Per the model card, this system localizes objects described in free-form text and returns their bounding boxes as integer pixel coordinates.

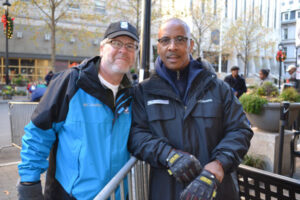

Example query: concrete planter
[15,86,27,92]
[246,102,300,132]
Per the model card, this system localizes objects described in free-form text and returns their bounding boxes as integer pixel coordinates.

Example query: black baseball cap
[231,66,239,71]
[103,21,139,42]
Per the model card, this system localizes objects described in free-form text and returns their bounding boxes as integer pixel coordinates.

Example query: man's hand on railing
[166,149,202,183]
[17,181,44,200]
[180,169,219,200]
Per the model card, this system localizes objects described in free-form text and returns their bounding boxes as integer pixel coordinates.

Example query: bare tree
[223,8,275,77]
[11,0,106,70]
[190,0,220,58]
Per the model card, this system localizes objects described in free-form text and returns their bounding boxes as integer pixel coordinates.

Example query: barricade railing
[96,157,300,200]
[238,164,300,200]
[8,102,38,147]
[94,157,149,200]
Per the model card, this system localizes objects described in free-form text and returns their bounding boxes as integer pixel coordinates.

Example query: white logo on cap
[120,22,128,29]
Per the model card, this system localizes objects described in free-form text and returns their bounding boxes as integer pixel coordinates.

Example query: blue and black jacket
[18,56,133,199]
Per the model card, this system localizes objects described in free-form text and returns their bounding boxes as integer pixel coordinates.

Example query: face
[100,35,137,74]
[259,71,265,80]
[289,68,296,75]
[231,69,239,77]
[157,20,194,71]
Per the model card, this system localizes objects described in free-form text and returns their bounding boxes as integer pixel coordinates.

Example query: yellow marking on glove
[212,190,216,197]
[169,153,180,164]
[199,176,212,185]
[167,169,173,175]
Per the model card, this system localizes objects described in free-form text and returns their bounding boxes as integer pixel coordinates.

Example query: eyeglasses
[157,36,189,46]
[107,39,139,52]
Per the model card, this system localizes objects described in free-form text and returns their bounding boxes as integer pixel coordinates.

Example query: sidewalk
[0,146,45,200]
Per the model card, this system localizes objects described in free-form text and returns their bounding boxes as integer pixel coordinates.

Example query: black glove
[166,149,202,183]
[17,181,44,200]
[180,169,218,200]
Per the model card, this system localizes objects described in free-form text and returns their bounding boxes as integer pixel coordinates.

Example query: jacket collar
[154,56,205,103]
[76,56,132,110]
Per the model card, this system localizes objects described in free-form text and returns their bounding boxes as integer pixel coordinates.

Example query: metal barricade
[94,157,149,200]
[8,102,38,147]
[96,157,300,200]
[237,164,300,200]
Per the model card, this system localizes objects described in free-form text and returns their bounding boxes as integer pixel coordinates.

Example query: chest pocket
[191,101,222,118]
[146,99,175,121]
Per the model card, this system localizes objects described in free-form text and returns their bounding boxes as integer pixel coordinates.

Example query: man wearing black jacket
[224,66,247,98]
[128,18,253,200]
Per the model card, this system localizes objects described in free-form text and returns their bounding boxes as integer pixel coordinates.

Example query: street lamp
[276,43,286,90]
[3,0,11,85]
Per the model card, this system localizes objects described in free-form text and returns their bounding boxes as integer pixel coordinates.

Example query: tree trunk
[244,53,248,77]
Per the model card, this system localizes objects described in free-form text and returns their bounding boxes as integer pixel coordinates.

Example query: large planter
[246,102,300,132]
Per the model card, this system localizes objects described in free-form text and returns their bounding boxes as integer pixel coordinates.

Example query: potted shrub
[242,154,266,170]
[2,85,14,100]
[240,82,300,132]
[12,75,28,94]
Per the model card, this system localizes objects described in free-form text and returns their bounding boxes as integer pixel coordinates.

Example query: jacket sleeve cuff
[158,145,172,167]
[215,153,233,174]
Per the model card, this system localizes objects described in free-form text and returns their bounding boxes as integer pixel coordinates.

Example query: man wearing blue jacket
[18,21,139,200]
[128,18,253,200]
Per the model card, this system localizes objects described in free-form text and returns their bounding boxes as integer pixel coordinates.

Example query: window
[289,0,294,4]
[283,47,288,56]
[298,12,300,18]
[283,28,288,39]
[68,1,80,10]
[214,0,217,15]
[225,0,228,18]
[94,0,105,13]
[285,13,289,20]
[235,0,238,20]
[290,11,296,19]
[44,33,51,41]
[282,2,285,6]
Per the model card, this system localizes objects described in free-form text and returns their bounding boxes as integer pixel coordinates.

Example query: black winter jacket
[224,74,247,98]
[128,59,253,200]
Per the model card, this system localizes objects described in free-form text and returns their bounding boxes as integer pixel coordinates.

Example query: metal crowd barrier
[95,157,300,200]
[8,102,38,147]
[94,157,149,200]
[238,164,300,200]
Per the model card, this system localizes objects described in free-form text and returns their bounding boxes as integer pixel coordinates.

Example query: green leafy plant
[257,81,279,97]
[12,75,29,86]
[279,87,300,102]
[239,94,268,114]
[242,154,265,170]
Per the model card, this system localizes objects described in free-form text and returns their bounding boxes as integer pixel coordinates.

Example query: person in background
[259,69,271,85]
[224,66,247,98]
[285,65,297,88]
[128,18,253,200]
[17,21,139,200]
[44,71,54,86]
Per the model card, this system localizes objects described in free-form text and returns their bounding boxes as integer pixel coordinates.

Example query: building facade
[0,0,106,84]
[281,0,300,71]
[0,0,285,85]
